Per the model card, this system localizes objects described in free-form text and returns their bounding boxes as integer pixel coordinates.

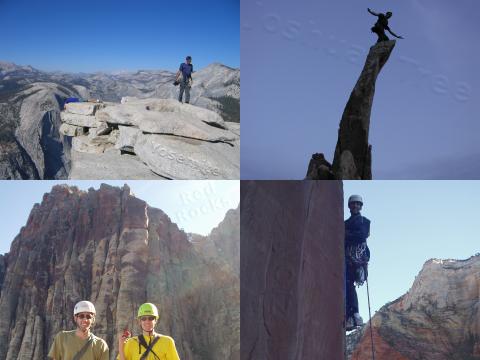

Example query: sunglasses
[76,314,94,320]
[140,316,156,321]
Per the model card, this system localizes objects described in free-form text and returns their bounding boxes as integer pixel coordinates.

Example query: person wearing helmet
[367,8,404,43]
[48,301,109,360]
[175,55,193,104]
[118,303,180,360]
[345,195,371,331]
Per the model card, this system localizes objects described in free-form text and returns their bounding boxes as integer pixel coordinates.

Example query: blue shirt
[179,63,193,80]
[345,214,370,247]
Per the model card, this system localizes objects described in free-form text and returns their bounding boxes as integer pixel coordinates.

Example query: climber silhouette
[368,8,404,43]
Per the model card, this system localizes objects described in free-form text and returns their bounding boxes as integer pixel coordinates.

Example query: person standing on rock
[368,8,404,43]
[345,195,371,331]
[118,303,180,360]
[48,301,109,360]
[175,56,193,104]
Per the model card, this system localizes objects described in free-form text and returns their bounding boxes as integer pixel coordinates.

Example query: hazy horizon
[0,58,239,75]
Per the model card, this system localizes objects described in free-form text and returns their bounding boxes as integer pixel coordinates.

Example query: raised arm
[367,8,379,16]
[386,27,404,39]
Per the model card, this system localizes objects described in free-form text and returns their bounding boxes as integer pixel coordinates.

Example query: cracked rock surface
[241,180,344,359]
[61,98,240,179]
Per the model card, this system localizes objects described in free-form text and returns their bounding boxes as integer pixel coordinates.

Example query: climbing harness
[347,242,370,286]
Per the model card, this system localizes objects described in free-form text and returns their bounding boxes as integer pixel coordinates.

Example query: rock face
[348,255,480,360]
[61,98,240,179]
[1,61,240,179]
[0,184,239,360]
[306,40,395,180]
[305,153,335,180]
[192,207,240,276]
[241,181,345,359]
[0,82,74,179]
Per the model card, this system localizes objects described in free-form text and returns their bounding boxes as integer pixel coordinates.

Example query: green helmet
[138,303,159,319]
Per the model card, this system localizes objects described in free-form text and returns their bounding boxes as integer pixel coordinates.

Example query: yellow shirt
[48,330,109,360]
[118,334,180,360]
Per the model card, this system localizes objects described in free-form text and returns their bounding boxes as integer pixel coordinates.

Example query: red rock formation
[241,180,344,359]
[350,255,480,360]
[0,184,239,360]
[192,206,240,276]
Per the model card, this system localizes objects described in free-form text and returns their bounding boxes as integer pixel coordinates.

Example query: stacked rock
[60,98,240,179]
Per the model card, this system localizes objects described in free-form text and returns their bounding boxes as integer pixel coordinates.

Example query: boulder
[59,123,85,137]
[134,134,239,179]
[72,135,115,154]
[87,122,112,139]
[61,112,103,128]
[69,150,164,179]
[305,153,334,180]
[121,97,226,128]
[115,126,142,151]
[137,111,237,142]
[64,102,104,116]
[95,105,139,126]
[97,103,236,142]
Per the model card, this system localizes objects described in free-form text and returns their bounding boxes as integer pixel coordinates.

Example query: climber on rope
[48,300,109,360]
[368,8,404,43]
[345,195,371,331]
[118,302,180,360]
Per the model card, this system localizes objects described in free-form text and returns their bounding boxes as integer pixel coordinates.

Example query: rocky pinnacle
[306,40,396,180]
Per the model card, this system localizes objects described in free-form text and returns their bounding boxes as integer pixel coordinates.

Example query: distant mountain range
[0,61,239,121]
[0,61,240,179]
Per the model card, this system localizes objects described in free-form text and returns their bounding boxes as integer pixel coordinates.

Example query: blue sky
[0,0,239,72]
[0,180,239,255]
[344,180,480,319]
[241,0,480,179]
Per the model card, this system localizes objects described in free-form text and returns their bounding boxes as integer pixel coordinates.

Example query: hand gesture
[118,329,131,349]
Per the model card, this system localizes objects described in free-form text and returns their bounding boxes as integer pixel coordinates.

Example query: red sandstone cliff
[349,255,480,360]
[241,180,345,359]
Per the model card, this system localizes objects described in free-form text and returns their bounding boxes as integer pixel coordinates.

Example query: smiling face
[348,201,363,215]
[139,316,157,333]
[75,312,94,332]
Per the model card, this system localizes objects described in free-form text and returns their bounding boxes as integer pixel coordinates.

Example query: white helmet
[348,195,363,205]
[74,301,96,315]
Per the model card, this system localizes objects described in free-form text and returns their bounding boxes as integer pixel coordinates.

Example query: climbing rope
[366,278,375,360]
